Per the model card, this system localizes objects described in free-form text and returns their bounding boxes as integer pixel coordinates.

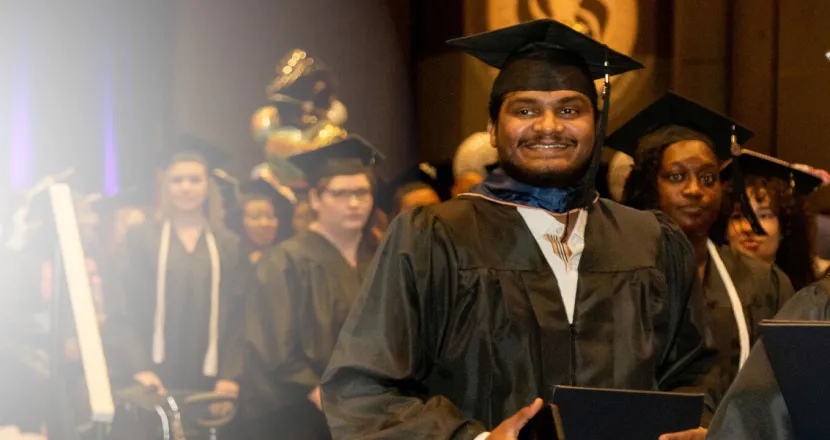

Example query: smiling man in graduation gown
[320,19,709,440]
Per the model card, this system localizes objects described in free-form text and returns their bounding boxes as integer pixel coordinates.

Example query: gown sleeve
[240,246,316,413]
[320,208,487,440]
[707,284,830,440]
[218,243,250,383]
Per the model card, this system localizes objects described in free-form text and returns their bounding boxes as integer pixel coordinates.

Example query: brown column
[671,0,729,112]
[728,0,778,155]
[776,0,830,209]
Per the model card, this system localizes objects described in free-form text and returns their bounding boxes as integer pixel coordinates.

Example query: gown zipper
[569,323,577,386]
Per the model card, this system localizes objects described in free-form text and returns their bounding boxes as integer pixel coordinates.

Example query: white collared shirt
[516,206,587,324]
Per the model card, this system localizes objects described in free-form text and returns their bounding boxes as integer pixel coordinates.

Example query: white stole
[707,240,750,368]
[152,220,221,377]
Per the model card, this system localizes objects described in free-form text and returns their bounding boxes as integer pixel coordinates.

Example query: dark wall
[0,0,415,195]
[728,0,830,208]
[0,1,174,194]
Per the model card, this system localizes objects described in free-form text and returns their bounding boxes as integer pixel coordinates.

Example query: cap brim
[605,92,753,159]
[447,19,643,79]
[288,135,384,184]
[721,149,823,194]
[160,134,231,170]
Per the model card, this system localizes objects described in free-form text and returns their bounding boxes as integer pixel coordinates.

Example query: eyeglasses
[323,188,373,202]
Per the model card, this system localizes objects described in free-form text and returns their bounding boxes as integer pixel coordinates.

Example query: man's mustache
[518,136,578,148]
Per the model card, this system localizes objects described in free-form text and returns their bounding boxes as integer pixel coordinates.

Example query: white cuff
[473,433,490,440]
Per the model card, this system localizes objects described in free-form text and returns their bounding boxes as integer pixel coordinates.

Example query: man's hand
[214,379,239,398]
[134,371,166,395]
[488,398,544,440]
[659,427,707,440]
[308,386,322,410]
[210,380,239,417]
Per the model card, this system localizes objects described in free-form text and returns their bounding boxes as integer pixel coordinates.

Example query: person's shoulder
[594,198,665,225]
[740,248,782,277]
[390,196,510,231]
[776,278,830,320]
[590,198,675,242]
[720,245,791,284]
[430,195,509,218]
[278,230,324,261]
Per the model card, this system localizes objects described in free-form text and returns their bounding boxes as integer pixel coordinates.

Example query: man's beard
[498,145,592,188]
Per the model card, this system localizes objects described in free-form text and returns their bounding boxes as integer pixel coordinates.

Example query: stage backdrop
[414,0,830,208]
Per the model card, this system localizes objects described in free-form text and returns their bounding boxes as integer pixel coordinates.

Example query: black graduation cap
[161,134,231,171]
[446,19,642,78]
[721,149,823,195]
[288,135,384,187]
[605,92,754,160]
[238,179,294,212]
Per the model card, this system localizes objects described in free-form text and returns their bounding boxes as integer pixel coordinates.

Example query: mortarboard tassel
[582,51,611,209]
[730,127,766,235]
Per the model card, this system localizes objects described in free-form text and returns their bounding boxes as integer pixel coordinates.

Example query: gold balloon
[311,124,348,147]
[251,106,280,142]
[265,130,312,158]
[326,100,348,126]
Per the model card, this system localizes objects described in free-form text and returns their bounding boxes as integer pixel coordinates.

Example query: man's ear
[309,188,321,212]
[487,120,497,149]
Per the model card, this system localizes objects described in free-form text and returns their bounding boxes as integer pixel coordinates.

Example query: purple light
[9,48,31,189]
[103,69,119,196]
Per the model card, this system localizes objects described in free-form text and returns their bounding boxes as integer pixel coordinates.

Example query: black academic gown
[320,197,707,440]
[697,247,794,410]
[707,278,830,440]
[242,230,375,439]
[110,220,244,391]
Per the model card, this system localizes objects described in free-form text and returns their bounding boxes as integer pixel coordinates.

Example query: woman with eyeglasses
[241,136,382,440]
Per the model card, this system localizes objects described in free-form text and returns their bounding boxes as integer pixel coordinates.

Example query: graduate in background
[321,20,709,440]
[110,135,244,402]
[382,163,442,219]
[707,277,830,440]
[227,179,294,265]
[715,150,825,290]
[242,136,382,440]
[614,93,795,416]
[452,131,498,197]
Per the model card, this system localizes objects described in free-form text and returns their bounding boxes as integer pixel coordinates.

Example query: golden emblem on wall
[484,0,640,97]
